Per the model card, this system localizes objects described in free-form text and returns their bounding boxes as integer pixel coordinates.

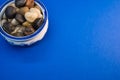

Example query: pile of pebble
[1,0,44,37]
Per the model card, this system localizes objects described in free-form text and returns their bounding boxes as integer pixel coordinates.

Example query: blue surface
[0,0,120,80]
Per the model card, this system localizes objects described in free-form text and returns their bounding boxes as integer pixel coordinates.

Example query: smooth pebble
[5,6,16,19]
[25,12,38,22]
[22,21,31,27]
[30,8,43,18]
[26,0,34,8]
[11,19,19,26]
[33,18,43,30]
[15,13,26,23]
[15,0,26,8]
[18,7,29,15]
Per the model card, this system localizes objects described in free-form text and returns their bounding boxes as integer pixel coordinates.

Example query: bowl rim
[0,0,48,41]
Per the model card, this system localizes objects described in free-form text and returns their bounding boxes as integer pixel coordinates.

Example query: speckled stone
[3,22,15,34]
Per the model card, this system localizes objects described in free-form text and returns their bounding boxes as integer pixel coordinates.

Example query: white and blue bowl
[0,0,48,46]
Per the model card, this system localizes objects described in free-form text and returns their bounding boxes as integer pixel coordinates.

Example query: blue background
[0,0,120,80]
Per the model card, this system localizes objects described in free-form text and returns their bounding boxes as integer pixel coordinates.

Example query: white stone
[30,8,43,18]
[25,12,38,22]
[11,19,19,26]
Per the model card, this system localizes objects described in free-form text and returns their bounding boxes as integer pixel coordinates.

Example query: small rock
[25,12,38,22]
[26,0,34,8]
[33,18,43,30]
[3,22,15,34]
[18,26,25,33]
[11,19,19,26]
[11,26,21,34]
[34,5,43,14]
[30,8,43,18]
[5,6,16,19]
[11,25,25,37]
[15,0,26,8]
[15,13,26,23]
[18,7,29,15]
[34,5,40,10]
[23,26,35,36]
[22,21,31,27]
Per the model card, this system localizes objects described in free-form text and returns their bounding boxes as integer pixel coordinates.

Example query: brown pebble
[26,0,34,8]
[22,21,31,27]
[23,26,35,36]
[18,7,29,15]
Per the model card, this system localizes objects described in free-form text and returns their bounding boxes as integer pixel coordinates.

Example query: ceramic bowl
[0,0,48,46]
